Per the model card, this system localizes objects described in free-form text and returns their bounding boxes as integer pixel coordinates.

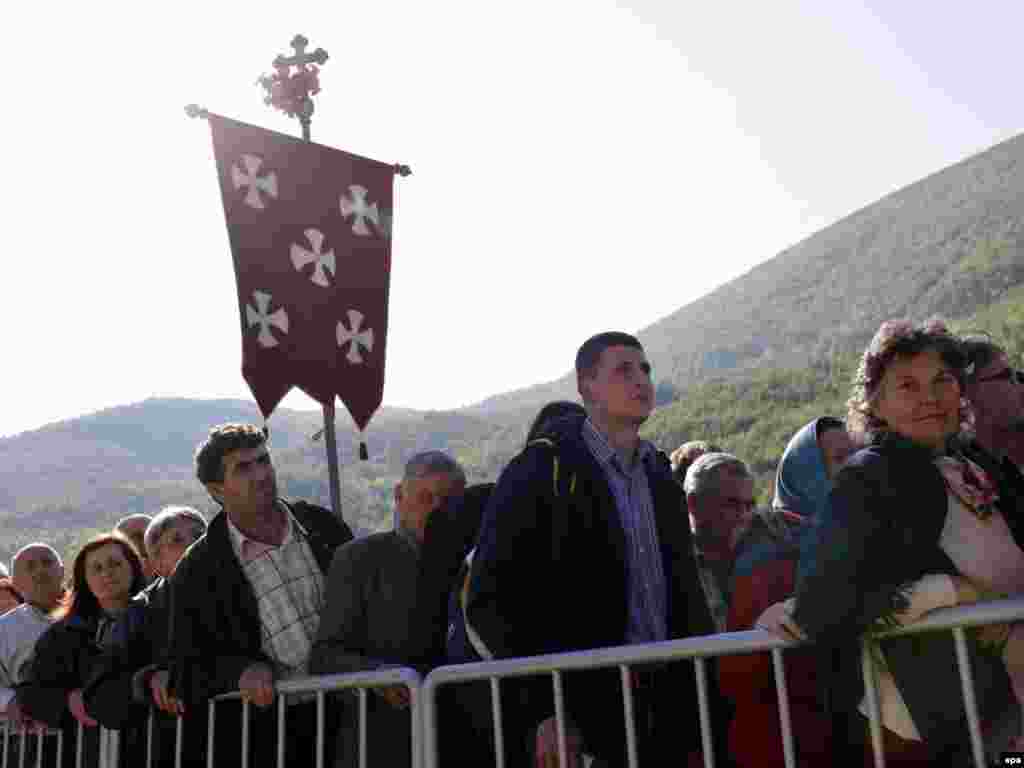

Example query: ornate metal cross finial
[273,35,329,71]
[259,34,329,141]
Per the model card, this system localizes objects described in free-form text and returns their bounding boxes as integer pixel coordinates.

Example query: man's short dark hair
[575,332,643,380]
[960,333,1006,381]
[195,423,267,486]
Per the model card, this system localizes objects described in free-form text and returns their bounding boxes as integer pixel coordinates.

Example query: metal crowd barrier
[2,667,421,768]
[0,720,119,768]
[5,597,1021,768]
[421,596,1024,768]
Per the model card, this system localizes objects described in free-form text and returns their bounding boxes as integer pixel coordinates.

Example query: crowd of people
[1,321,1023,767]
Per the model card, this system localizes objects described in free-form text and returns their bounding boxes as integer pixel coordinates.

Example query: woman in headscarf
[761,318,1024,764]
[720,417,853,768]
[19,532,147,767]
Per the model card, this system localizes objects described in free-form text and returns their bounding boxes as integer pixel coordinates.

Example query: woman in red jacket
[719,417,852,767]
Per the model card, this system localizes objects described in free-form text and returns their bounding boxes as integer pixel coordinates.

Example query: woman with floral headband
[759,318,1024,764]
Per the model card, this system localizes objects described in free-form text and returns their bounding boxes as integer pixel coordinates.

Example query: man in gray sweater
[311,451,466,768]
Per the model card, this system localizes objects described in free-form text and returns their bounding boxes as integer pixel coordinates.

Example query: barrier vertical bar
[861,641,885,768]
[206,702,215,768]
[34,730,43,768]
[1,721,8,768]
[107,727,121,768]
[694,657,715,768]
[490,678,506,768]
[146,710,154,768]
[175,714,185,768]
[56,729,63,768]
[241,700,250,768]
[18,727,26,768]
[358,689,368,768]
[952,627,986,768]
[316,692,325,768]
[619,666,639,768]
[276,695,286,768]
[423,679,440,768]
[552,670,568,768]
[409,683,422,768]
[771,648,797,768]
[75,723,83,768]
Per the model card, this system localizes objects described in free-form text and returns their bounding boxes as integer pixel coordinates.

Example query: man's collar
[8,602,54,622]
[395,525,421,554]
[583,417,653,469]
[227,500,297,553]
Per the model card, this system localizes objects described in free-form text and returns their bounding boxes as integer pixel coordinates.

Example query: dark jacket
[466,416,730,765]
[792,433,1024,754]
[166,498,352,707]
[84,578,169,726]
[19,612,120,768]
[83,578,173,767]
[414,482,494,667]
[20,615,104,729]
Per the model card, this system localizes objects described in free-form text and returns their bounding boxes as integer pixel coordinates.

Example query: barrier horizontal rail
[423,596,1024,768]
[4,598,1021,768]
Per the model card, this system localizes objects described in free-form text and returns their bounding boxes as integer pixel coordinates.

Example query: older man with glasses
[962,335,1024,465]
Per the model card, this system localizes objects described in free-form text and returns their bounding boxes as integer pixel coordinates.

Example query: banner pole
[321,402,343,520]
[264,34,344,522]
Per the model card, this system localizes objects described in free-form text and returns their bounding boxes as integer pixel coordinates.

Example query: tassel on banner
[358,429,369,461]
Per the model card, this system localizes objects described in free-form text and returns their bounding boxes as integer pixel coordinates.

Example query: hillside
[0,399,515,565]
[470,133,1024,417]
[3,133,1023,565]
[642,285,1024,495]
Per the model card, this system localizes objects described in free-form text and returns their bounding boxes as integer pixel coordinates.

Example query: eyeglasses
[976,368,1021,384]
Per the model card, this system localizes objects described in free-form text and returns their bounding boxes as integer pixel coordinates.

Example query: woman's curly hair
[847,317,972,438]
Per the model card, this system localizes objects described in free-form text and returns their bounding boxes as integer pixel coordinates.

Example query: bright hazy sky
[3,1,1022,437]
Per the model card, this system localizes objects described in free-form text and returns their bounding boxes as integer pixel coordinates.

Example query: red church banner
[205,112,394,435]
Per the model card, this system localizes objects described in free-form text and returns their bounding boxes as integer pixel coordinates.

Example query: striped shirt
[582,418,668,644]
[228,503,326,680]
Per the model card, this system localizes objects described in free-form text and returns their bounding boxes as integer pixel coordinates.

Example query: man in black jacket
[165,423,353,767]
[466,332,732,768]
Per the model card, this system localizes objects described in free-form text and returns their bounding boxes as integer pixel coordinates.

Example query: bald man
[1,543,64,725]
[116,514,156,582]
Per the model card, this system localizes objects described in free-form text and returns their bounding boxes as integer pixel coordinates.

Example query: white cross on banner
[204,112,397,435]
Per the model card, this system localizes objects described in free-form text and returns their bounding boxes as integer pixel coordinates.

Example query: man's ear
[577,373,591,405]
[205,482,224,504]
[686,493,699,516]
